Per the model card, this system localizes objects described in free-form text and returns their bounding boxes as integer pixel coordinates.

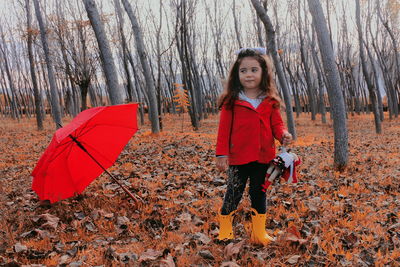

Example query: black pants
[221,161,268,215]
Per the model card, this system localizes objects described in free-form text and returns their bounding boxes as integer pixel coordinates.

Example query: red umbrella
[31,103,140,205]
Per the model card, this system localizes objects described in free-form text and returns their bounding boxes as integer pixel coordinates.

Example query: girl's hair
[218,49,282,110]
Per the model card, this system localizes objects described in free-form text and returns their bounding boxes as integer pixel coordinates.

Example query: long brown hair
[218,49,282,110]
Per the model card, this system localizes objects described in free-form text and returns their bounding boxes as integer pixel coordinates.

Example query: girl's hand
[282,131,293,146]
[216,157,229,171]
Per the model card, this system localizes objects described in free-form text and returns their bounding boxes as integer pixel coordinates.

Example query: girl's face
[238,57,262,91]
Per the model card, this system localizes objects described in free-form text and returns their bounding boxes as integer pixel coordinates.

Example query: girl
[215,48,292,245]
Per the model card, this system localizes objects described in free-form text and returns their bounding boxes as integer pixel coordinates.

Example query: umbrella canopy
[31,103,138,203]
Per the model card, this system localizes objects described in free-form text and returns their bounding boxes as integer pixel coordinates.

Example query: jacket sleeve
[271,105,286,143]
[216,105,233,156]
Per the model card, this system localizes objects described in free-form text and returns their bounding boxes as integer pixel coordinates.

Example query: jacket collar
[234,97,272,112]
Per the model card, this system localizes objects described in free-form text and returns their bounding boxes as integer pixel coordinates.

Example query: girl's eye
[252,68,259,72]
[240,69,246,73]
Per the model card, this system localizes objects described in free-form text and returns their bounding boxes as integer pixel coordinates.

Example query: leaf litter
[0,113,399,266]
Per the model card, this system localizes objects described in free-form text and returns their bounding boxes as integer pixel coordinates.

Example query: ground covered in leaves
[0,112,399,266]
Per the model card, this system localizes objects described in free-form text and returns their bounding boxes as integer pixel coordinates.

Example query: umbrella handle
[103,168,143,208]
[69,134,142,209]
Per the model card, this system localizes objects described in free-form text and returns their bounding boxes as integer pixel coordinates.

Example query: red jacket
[216,98,286,165]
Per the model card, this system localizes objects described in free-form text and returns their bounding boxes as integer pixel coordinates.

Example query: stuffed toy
[261,147,301,192]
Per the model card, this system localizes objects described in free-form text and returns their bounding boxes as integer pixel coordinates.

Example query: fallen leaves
[286,254,301,264]
[32,213,60,231]
[0,113,399,265]
[138,248,162,262]
[224,240,245,260]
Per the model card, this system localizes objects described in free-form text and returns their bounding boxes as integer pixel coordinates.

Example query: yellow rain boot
[250,208,275,245]
[217,210,236,240]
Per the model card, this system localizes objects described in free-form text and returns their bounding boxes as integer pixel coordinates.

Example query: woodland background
[0,0,399,266]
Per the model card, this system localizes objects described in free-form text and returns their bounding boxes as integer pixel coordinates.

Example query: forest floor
[0,112,399,266]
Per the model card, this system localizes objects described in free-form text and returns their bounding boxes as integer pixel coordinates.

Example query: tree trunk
[175,0,200,130]
[25,0,43,130]
[255,13,264,47]
[83,0,123,105]
[232,0,243,48]
[298,0,317,120]
[250,0,297,140]
[129,58,145,125]
[155,0,163,129]
[355,0,381,133]
[0,39,19,120]
[365,39,384,121]
[376,0,399,118]
[121,0,160,133]
[33,0,62,128]
[308,0,348,169]
[113,0,135,103]
[310,32,327,124]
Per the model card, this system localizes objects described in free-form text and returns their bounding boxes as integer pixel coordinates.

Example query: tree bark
[33,0,62,128]
[0,37,19,120]
[250,0,297,140]
[307,0,348,168]
[121,0,160,133]
[298,0,317,120]
[311,28,327,124]
[175,0,200,130]
[232,0,243,48]
[83,0,123,105]
[113,0,135,103]
[355,0,381,133]
[25,0,43,129]
[376,0,399,118]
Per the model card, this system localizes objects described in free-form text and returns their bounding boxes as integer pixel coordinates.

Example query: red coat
[216,98,286,165]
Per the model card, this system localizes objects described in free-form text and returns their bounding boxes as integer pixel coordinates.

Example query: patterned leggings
[221,161,268,215]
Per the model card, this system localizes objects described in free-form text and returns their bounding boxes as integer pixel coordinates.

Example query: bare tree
[83,0,123,105]
[174,0,203,130]
[204,0,229,78]
[121,0,160,133]
[310,27,327,124]
[298,0,317,120]
[355,0,381,133]
[113,0,136,103]
[2,0,399,135]
[52,1,97,112]
[250,0,297,140]
[308,0,348,168]
[0,27,19,120]
[33,0,62,128]
[376,0,399,118]
[364,2,383,120]
[25,0,43,129]
[232,0,242,48]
